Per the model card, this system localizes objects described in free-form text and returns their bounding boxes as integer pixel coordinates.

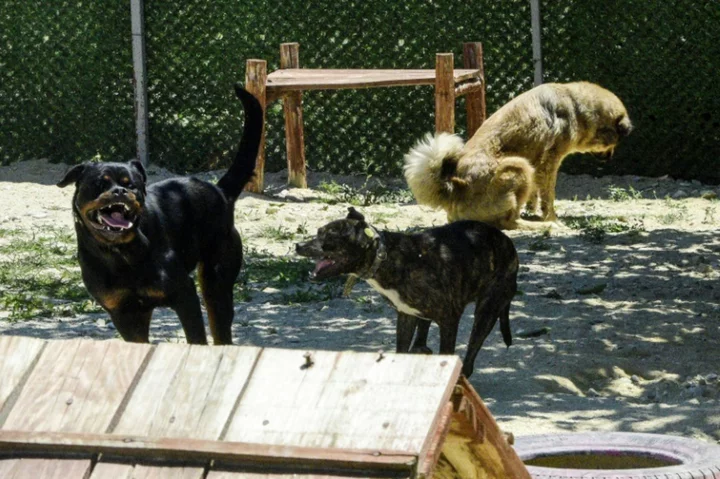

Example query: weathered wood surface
[462,42,486,137]
[0,339,151,479]
[280,43,308,189]
[91,344,262,479]
[433,378,531,479]
[434,54,455,133]
[266,69,480,92]
[0,339,495,478]
[0,336,45,415]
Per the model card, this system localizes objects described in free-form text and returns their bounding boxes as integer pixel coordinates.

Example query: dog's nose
[111,186,128,197]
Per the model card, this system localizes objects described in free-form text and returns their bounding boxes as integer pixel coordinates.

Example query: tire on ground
[513,432,720,479]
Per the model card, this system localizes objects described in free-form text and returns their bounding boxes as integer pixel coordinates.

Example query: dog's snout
[616,117,633,137]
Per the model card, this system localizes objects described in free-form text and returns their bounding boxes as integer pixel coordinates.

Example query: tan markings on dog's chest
[365,279,428,319]
[96,287,166,310]
[96,289,129,310]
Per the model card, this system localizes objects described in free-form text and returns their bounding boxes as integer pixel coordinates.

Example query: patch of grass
[317,179,413,206]
[258,225,296,241]
[565,215,645,243]
[279,283,341,304]
[658,197,688,225]
[607,184,643,201]
[528,230,553,251]
[244,253,314,287]
[0,228,102,321]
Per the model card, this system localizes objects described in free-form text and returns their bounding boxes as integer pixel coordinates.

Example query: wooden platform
[0,336,529,478]
[244,42,486,192]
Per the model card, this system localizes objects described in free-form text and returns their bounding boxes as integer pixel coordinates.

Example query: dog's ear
[346,207,365,222]
[57,164,86,188]
[128,160,147,184]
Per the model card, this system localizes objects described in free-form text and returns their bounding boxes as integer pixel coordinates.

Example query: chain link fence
[1,0,135,165]
[541,0,720,181]
[2,1,719,182]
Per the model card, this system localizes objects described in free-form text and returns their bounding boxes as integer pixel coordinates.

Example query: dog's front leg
[409,320,433,354]
[171,278,208,345]
[110,306,152,343]
[396,313,417,353]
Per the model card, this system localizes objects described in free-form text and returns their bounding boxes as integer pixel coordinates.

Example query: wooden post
[435,53,455,134]
[130,0,149,166]
[463,42,486,137]
[280,43,307,189]
[244,59,267,193]
[531,0,544,86]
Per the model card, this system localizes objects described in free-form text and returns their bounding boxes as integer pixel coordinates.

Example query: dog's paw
[409,346,433,355]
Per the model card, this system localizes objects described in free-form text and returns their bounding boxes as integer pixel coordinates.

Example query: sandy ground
[1,158,719,445]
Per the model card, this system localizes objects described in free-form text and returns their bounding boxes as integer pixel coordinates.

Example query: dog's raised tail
[403,133,466,209]
[217,84,264,201]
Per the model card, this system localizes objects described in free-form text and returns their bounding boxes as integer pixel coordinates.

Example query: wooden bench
[244,42,487,193]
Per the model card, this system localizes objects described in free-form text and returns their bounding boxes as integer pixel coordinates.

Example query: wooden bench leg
[244,59,267,193]
[435,53,455,134]
[463,42,486,137]
[280,43,307,189]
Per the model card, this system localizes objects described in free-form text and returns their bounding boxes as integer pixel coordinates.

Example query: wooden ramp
[0,336,529,478]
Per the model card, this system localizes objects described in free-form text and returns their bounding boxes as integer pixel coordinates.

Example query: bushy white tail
[403,133,466,208]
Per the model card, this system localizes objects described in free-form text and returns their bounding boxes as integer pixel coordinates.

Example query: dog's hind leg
[462,281,515,377]
[396,313,417,353]
[199,232,243,345]
[438,316,461,356]
[172,277,208,345]
[499,303,512,347]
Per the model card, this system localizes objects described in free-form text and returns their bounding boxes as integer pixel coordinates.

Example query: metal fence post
[131,0,149,166]
[530,0,543,86]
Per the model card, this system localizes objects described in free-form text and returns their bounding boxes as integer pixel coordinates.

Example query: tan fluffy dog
[404,82,632,229]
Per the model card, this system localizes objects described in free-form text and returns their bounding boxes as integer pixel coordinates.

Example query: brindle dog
[57,85,262,344]
[296,208,518,378]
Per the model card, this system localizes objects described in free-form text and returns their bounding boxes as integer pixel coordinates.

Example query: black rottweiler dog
[296,208,518,377]
[57,85,262,344]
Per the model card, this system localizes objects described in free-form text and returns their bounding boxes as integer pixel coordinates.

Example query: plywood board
[92,343,262,479]
[0,336,45,416]
[209,349,460,478]
[2,339,151,478]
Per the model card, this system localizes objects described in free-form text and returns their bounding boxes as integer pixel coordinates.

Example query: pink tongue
[313,259,334,275]
[101,212,131,228]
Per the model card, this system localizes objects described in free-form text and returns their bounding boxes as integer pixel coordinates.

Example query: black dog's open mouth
[88,203,137,233]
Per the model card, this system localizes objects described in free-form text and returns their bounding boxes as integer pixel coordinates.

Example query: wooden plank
[0,430,418,471]
[244,59,268,193]
[92,344,262,479]
[0,457,91,479]
[435,54,455,134]
[266,69,480,92]
[0,338,42,479]
[2,339,152,479]
[0,336,45,421]
[218,350,461,454]
[462,42,486,137]
[280,43,307,189]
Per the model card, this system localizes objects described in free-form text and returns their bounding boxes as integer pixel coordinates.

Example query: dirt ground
[1,158,719,445]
